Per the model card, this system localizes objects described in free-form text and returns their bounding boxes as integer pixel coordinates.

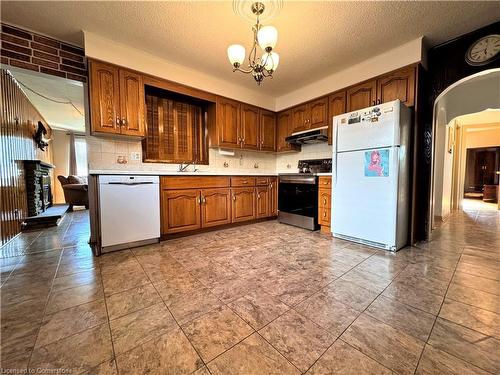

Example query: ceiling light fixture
[228,1,281,85]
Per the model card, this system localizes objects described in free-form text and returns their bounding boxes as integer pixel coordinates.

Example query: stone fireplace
[23,160,54,217]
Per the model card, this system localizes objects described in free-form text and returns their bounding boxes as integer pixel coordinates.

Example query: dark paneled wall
[416,21,500,240]
[0,69,53,246]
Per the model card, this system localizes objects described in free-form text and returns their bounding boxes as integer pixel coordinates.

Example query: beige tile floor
[1,206,499,374]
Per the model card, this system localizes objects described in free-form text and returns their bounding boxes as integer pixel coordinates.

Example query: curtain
[68,133,88,176]
[74,136,88,176]
[69,132,77,175]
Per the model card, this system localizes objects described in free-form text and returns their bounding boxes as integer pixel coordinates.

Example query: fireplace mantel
[23,160,54,217]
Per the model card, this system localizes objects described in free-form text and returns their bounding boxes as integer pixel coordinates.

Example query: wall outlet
[130,152,141,161]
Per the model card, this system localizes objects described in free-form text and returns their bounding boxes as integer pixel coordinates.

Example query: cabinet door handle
[378,99,381,104]
[121,118,127,126]
[233,195,236,201]
[372,100,376,106]
[257,193,261,199]
[242,181,248,184]
[116,117,121,126]
[323,211,327,218]
[202,196,206,203]
[323,198,327,205]
[197,197,201,204]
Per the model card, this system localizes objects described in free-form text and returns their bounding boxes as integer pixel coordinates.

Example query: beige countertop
[88,170,278,176]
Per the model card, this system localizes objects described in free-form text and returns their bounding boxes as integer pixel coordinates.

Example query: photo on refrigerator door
[364,149,390,177]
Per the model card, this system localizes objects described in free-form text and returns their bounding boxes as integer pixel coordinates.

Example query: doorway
[430,68,500,235]
[464,147,499,202]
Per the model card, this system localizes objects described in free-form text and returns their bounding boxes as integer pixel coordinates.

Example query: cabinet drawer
[319,190,331,209]
[161,176,230,190]
[256,177,270,186]
[318,206,331,226]
[231,177,256,187]
[319,176,332,189]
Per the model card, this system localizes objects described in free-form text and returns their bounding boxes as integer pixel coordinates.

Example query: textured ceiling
[1,1,499,96]
[9,68,85,132]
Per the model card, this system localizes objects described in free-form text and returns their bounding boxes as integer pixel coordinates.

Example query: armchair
[57,175,89,210]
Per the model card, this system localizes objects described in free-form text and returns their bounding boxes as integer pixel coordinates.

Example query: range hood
[285,126,329,145]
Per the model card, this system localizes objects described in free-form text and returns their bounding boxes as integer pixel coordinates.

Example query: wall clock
[465,34,500,66]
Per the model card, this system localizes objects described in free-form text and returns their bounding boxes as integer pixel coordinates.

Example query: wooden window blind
[143,93,207,164]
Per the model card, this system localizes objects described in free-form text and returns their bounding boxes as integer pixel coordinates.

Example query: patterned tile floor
[1,206,499,374]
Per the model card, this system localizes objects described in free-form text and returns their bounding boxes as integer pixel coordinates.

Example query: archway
[429,68,500,235]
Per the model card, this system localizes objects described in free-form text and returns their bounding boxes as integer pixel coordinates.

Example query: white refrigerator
[331,100,411,251]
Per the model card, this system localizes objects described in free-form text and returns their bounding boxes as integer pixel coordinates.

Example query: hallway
[0,206,498,374]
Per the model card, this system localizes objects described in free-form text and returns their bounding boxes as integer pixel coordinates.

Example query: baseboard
[160,216,277,241]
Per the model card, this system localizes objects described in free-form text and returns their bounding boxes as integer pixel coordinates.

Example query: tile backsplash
[276,143,332,173]
[87,136,332,174]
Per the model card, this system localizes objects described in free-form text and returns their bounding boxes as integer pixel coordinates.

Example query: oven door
[278,175,319,230]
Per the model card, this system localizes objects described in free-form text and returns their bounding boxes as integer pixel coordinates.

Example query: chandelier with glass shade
[227,1,280,85]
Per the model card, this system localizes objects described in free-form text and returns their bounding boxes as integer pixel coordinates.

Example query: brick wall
[0,23,87,83]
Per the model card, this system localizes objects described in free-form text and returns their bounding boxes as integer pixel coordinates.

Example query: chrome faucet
[178,162,198,172]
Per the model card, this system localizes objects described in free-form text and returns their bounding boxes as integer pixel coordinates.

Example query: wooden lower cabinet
[270,177,278,216]
[161,176,276,236]
[201,188,231,228]
[162,189,201,234]
[319,189,331,209]
[231,187,256,223]
[318,176,332,232]
[256,186,270,218]
[319,206,331,227]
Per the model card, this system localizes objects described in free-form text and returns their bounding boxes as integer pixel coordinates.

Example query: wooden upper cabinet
[90,61,121,134]
[276,110,290,152]
[161,189,201,234]
[376,66,416,107]
[309,97,328,130]
[292,104,308,132]
[347,80,377,112]
[201,188,231,228]
[276,110,299,153]
[231,187,255,223]
[119,69,145,136]
[256,186,270,218]
[217,97,241,148]
[328,91,346,145]
[241,104,260,150]
[89,60,145,137]
[259,109,276,151]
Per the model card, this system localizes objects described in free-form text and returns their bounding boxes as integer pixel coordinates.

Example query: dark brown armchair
[57,175,89,210]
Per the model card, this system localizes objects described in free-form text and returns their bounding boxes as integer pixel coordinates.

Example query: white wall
[433,114,454,219]
[275,38,423,110]
[84,32,275,111]
[52,129,70,203]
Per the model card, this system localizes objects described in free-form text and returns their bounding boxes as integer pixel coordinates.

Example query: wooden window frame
[142,88,209,165]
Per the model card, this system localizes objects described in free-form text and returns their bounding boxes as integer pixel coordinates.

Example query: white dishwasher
[99,175,160,252]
